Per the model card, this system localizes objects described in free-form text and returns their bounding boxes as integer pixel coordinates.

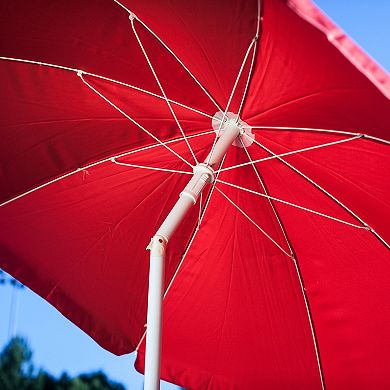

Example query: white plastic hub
[212,111,254,147]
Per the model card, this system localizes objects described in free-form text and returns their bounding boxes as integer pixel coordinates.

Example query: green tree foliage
[0,337,33,389]
[0,337,125,390]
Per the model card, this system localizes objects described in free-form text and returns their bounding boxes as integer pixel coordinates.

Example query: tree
[0,337,33,389]
[0,337,125,390]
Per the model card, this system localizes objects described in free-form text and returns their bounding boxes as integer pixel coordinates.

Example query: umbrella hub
[212,111,254,147]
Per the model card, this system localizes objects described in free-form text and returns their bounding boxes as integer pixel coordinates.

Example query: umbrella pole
[144,236,166,390]
[144,121,241,390]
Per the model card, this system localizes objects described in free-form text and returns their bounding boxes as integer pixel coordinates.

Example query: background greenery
[0,337,125,390]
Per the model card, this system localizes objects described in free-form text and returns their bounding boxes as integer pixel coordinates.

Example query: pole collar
[146,235,168,251]
[193,163,215,183]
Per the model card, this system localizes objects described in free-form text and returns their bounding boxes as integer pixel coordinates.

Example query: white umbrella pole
[144,121,240,390]
[144,235,166,390]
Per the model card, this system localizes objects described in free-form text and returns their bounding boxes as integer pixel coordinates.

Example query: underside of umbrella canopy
[1,1,390,389]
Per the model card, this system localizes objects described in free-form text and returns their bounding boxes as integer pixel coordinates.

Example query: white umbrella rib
[112,0,222,112]
[216,179,365,229]
[236,0,261,118]
[0,131,214,208]
[0,56,214,121]
[247,125,360,136]
[239,137,326,390]
[240,137,294,254]
[216,135,361,173]
[130,18,199,166]
[244,133,390,250]
[78,73,193,168]
[245,125,390,146]
[111,160,192,175]
[214,187,291,257]
[206,38,257,166]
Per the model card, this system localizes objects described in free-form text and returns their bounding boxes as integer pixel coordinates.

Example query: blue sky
[316,0,390,71]
[1,2,389,389]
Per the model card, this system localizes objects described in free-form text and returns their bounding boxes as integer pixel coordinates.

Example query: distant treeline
[0,337,125,390]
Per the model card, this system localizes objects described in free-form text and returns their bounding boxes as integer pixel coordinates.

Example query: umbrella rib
[135,154,228,352]
[111,160,192,175]
[290,261,327,390]
[131,18,199,166]
[245,125,390,145]
[236,0,261,118]
[364,134,390,146]
[78,73,193,168]
[0,56,214,121]
[245,134,390,250]
[112,0,222,112]
[239,137,294,254]
[239,138,326,390]
[216,179,365,229]
[215,187,292,257]
[236,37,258,118]
[247,125,361,136]
[216,135,361,173]
[0,130,214,208]
[206,38,257,166]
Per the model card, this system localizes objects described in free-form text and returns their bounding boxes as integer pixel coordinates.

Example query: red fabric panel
[243,0,390,140]
[136,146,322,388]
[255,132,390,243]
[125,0,259,109]
[0,0,256,111]
[0,62,210,203]
[0,136,211,354]
[0,0,158,92]
[233,133,390,388]
[275,210,390,390]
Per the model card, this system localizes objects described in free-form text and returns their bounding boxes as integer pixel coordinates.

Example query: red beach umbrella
[1,1,389,389]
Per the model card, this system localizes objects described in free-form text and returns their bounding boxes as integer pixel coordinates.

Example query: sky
[1,2,389,390]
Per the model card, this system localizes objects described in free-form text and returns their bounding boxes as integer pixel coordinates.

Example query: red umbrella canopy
[1,0,390,389]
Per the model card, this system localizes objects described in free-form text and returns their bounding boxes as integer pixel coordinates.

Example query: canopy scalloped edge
[288,0,390,100]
